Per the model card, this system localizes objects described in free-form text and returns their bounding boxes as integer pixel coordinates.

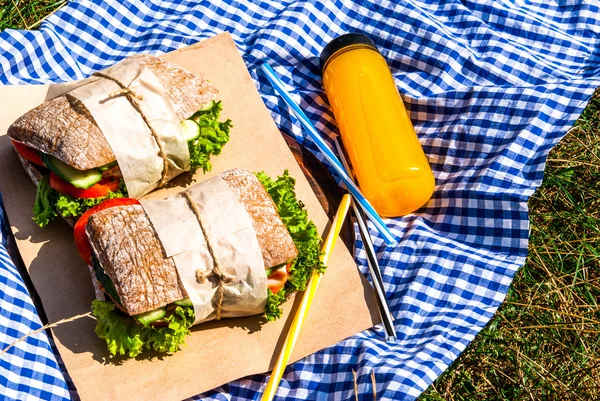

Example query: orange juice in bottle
[320,33,435,217]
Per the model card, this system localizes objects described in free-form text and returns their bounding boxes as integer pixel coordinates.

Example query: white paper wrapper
[141,175,267,325]
[68,59,190,198]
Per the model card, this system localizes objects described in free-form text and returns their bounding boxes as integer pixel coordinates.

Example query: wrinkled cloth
[1,1,599,400]
[0,195,71,401]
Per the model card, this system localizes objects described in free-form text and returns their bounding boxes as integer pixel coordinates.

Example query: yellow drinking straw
[261,193,352,401]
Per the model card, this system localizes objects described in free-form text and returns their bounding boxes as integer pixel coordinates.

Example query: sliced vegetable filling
[11,140,44,166]
[25,101,231,227]
[43,154,103,189]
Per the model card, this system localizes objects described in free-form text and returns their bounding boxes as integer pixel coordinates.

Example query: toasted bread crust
[9,96,113,170]
[8,54,217,170]
[86,205,185,316]
[220,168,298,268]
[129,54,218,121]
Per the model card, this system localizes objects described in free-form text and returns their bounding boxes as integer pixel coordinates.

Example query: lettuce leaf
[32,176,127,227]
[33,175,58,227]
[255,170,324,321]
[188,101,232,173]
[55,181,127,219]
[92,300,195,358]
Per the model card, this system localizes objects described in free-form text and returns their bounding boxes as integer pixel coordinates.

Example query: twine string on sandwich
[92,71,169,187]
[183,192,234,320]
[107,88,144,101]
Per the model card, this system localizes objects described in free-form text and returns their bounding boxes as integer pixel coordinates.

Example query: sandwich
[73,168,323,357]
[8,54,231,228]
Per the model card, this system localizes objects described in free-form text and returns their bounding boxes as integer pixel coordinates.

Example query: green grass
[421,90,600,401]
[0,0,65,31]
[3,5,600,400]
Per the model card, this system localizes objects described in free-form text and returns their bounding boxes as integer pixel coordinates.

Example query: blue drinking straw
[260,63,397,246]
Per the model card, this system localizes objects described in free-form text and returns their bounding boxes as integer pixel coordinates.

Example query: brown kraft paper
[0,32,381,401]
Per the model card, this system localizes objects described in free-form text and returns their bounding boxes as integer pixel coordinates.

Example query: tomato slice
[49,172,119,198]
[74,198,140,265]
[267,265,289,295]
[11,140,44,167]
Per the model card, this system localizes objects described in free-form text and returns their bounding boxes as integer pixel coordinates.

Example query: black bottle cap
[320,33,378,74]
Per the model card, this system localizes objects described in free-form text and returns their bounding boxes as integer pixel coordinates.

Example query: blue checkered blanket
[1,1,599,400]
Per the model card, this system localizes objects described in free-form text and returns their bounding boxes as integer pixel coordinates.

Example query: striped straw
[259,63,397,246]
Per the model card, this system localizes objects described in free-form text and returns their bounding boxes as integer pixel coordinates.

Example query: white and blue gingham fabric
[0,195,71,401]
[1,1,599,400]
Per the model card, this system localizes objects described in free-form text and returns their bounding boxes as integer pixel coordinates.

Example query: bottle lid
[319,33,378,73]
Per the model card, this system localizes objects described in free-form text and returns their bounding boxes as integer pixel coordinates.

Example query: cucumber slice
[98,160,117,171]
[134,307,167,326]
[181,119,200,141]
[190,100,218,123]
[43,154,102,189]
[173,297,193,307]
[265,262,287,278]
[200,100,216,111]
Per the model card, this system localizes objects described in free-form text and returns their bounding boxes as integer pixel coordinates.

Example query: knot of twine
[183,192,234,320]
[107,87,144,101]
[93,71,169,187]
